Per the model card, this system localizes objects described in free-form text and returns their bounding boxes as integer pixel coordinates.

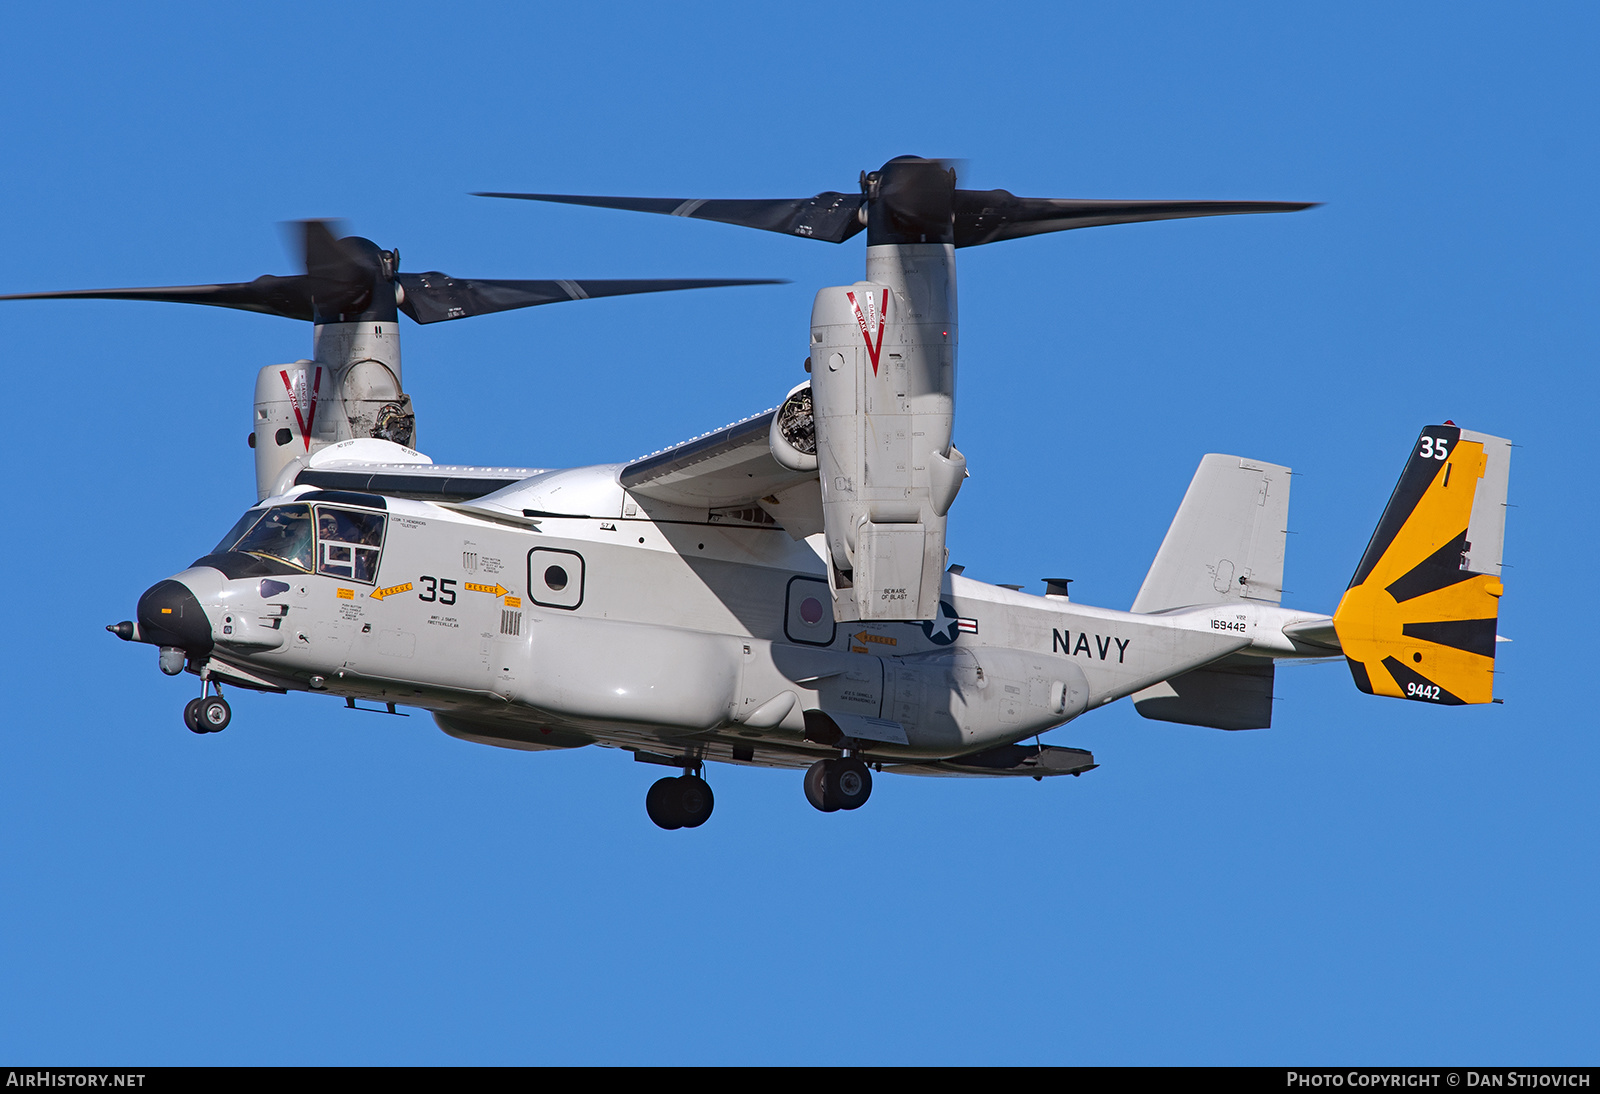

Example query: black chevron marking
[1346,658,1374,695]
[1349,425,1460,589]
[1402,617,1499,659]
[1385,530,1478,603]
[1381,656,1465,705]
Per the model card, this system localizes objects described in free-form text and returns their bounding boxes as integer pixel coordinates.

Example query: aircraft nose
[135,579,214,654]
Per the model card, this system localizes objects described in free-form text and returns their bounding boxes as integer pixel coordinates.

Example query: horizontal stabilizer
[1133,657,1275,730]
[1333,425,1511,705]
[1133,454,1291,612]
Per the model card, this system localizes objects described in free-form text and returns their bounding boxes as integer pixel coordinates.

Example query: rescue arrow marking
[369,582,413,601]
[464,582,510,598]
[853,631,897,646]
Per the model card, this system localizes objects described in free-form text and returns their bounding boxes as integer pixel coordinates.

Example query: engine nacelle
[251,322,417,499]
[768,381,819,472]
[809,244,967,622]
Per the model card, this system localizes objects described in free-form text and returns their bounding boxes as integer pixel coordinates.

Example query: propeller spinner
[476,154,1317,248]
[0,219,785,324]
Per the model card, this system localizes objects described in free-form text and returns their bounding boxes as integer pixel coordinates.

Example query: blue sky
[1,0,1595,1064]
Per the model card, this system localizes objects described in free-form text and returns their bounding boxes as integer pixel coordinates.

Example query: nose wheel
[184,675,231,734]
[804,756,872,812]
[645,771,715,830]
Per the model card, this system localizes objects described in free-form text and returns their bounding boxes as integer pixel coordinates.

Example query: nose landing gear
[183,669,231,734]
[645,766,715,830]
[804,756,873,812]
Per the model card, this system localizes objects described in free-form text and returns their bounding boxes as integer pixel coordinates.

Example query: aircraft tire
[199,696,231,733]
[803,759,840,813]
[184,698,205,733]
[831,757,872,811]
[646,777,684,830]
[674,775,714,829]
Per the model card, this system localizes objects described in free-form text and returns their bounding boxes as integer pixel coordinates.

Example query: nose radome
[135,579,214,654]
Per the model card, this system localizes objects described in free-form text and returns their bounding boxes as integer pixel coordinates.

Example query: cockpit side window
[316,506,386,584]
[232,505,315,572]
[212,508,267,555]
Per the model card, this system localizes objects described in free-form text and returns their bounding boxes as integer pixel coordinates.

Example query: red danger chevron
[846,290,888,375]
[280,366,322,451]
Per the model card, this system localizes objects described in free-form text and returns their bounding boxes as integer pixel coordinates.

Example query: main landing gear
[183,672,231,734]
[804,755,872,813]
[645,767,715,830]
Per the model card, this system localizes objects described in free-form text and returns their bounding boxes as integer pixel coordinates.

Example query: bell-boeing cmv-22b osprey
[5,157,1513,829]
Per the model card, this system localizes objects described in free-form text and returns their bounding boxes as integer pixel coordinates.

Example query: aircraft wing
[620,410,821,531]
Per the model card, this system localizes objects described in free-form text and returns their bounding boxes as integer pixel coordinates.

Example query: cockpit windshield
[211,508,266,555]
[213,501,388,582]
[231,505,315,571]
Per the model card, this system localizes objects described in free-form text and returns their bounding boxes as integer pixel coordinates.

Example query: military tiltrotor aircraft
[7,158,1512,829]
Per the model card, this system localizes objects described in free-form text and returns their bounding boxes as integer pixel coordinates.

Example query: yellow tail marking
[1334,439,1500,704]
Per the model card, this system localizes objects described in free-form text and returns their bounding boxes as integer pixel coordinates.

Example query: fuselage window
[232,505,315,572]
[316,506,386,584]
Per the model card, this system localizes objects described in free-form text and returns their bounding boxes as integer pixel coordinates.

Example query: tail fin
[1333,424,1511,705]
[1132,454,1292,612]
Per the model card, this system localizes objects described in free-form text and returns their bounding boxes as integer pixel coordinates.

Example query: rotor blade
[474,191,867,244]
[395,274,787,324]
[0,275,315,320]
[952,193,1317,248]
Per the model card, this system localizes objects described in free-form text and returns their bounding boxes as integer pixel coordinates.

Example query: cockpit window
[232,505,315,572]
[212,508,267,555]
[316,506,386,584]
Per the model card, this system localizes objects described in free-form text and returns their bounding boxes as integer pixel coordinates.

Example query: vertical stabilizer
[1333,424,1511,705]
[1132,454,1292,613]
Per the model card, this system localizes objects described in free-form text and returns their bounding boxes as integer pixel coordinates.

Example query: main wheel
[184,698,205,733]
[804,759,839,812]
[646,777,683,830]
[672,775,715,829]
[198,695,231,732]
[830,757,872,810]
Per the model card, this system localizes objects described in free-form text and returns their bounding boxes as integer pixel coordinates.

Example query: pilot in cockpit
[316,508,382,582]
